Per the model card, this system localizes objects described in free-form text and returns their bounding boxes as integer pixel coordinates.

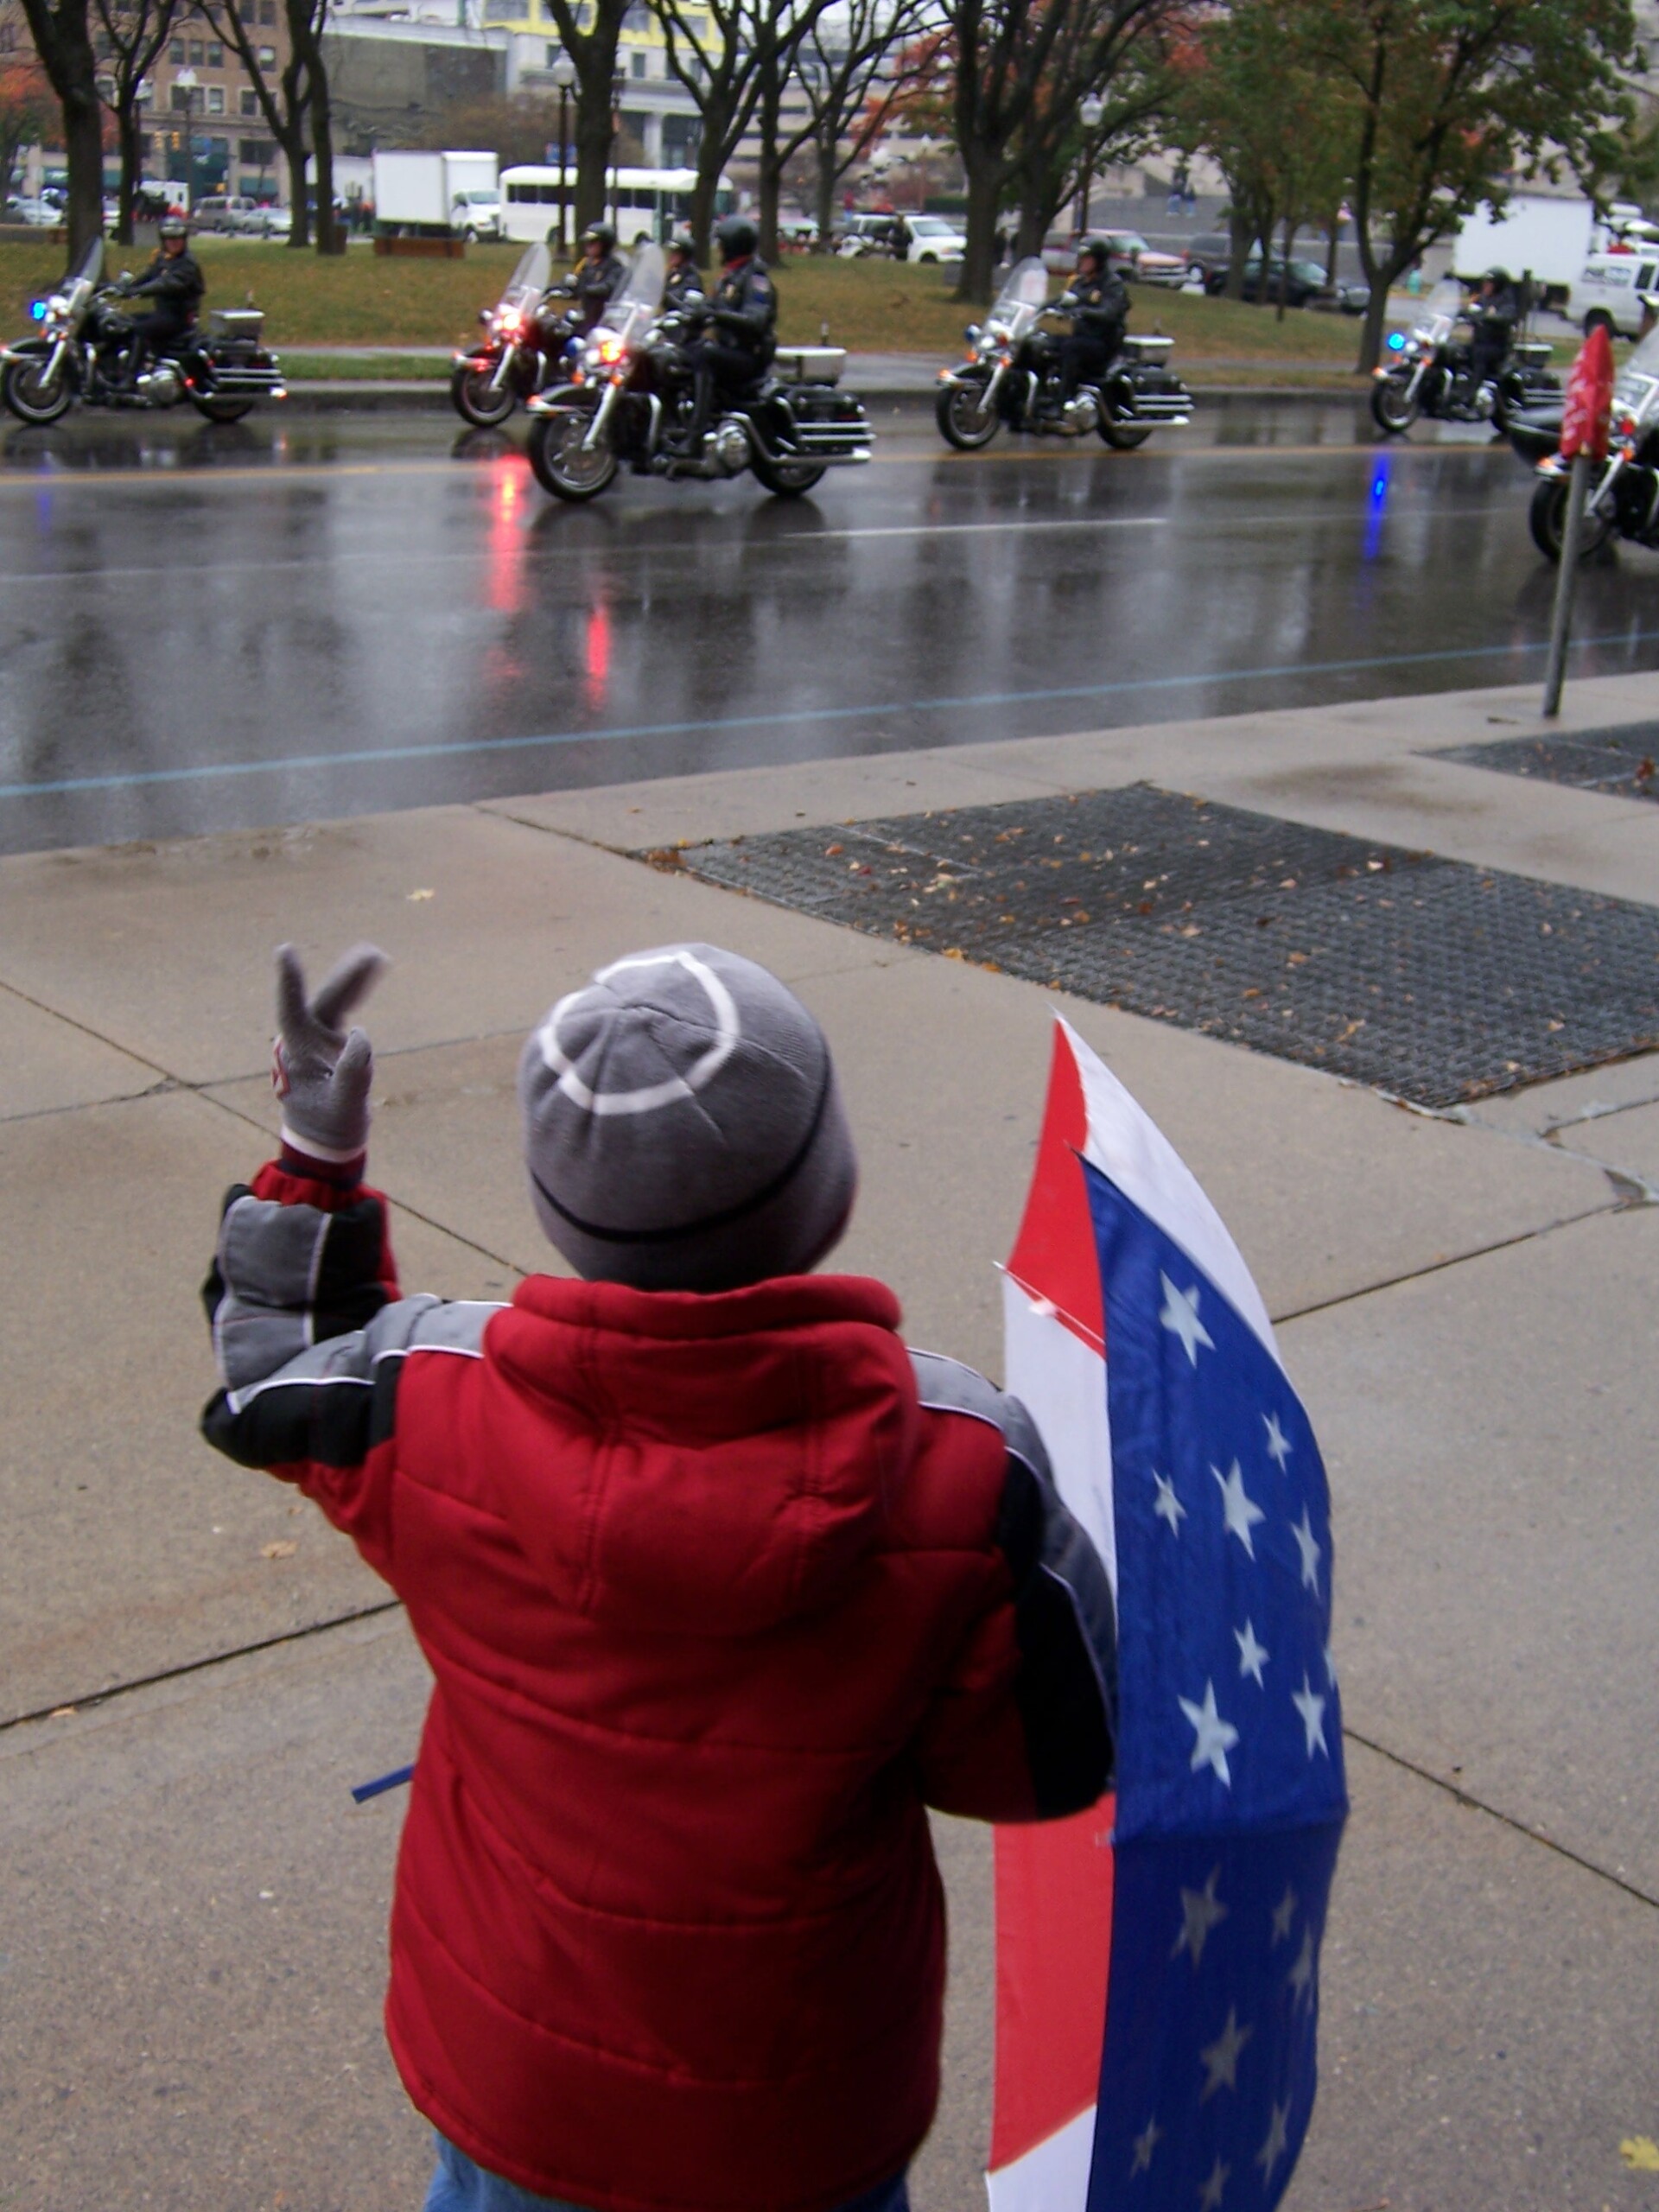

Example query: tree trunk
[114,100,142,244]
[1277,215,1294,321]
[1223,203,1250,301]
[60,77,102,260]
[1352,225,1407,372]
[685,86,734,263]
[573,37,620,233]
[308,56,342,252]
[953,153,1001,305]
[1324,207,1339,286]
[754,46,781,262]
[814,118,836,245]
[282,113,310,247]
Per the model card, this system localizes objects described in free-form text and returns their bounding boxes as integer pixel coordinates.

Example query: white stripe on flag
[986,2105,1097,2212]
[1060,1019,1279,1363]
[1001,1275,1116,1598]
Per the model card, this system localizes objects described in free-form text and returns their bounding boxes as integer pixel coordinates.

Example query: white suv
[904,214,967,264]
[1573,248,1659,338]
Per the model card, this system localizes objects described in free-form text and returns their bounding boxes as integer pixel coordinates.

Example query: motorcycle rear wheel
[527,409,617,501]
[192,395,254,423]
[451,360,517,428]
[1098,415,1153,450]
[936,382,1000,450]
[3,355,73,424]
[1528,474,1615,564]
[1370,376,1419,435]
[749,450,827,497]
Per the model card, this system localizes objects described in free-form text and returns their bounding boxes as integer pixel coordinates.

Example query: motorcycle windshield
[991,257,1051,326]
[69,236,105,289]
[602,243,666,328]
[499,241,550,311]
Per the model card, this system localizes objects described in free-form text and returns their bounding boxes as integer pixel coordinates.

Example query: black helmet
[1485,265,1511,286]
[581,222,615,253]
[158,215,188,240]
[1077,236,1109,270]
[668,224,696,260]
[715,214,758,263]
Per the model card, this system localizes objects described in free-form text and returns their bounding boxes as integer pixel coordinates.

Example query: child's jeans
[423,2134,911,2212]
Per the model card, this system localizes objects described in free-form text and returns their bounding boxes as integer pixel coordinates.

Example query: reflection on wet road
[3,401,1655,855]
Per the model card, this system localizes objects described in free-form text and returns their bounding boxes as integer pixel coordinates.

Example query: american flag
[988,1021,1347,2212]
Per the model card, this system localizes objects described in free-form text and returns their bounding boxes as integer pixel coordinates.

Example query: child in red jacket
[203,941,1116,2212]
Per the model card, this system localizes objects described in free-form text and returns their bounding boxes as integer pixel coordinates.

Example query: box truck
[372,150,502,239]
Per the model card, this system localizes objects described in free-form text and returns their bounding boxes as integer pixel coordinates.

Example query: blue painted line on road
[3,628,1657,805]
[350,1763,415,1803]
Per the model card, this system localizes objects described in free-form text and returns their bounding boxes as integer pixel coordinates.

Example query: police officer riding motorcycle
[1052,239,1128,411]
[662,226,706,309]
[572,223,628,330]
[680,215,776,448]
[1370,266,1556,435]
[1,223,284,424]
[122,215,204,383]
[934,245,1193,452]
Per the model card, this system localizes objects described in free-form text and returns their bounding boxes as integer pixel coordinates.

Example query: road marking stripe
[2,627,1653,806]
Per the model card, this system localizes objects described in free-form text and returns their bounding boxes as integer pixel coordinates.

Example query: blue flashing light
[29,300,47,321]
[1386,329,1407,352]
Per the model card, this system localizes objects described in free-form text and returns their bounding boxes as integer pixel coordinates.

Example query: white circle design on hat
[536,947,741,1117]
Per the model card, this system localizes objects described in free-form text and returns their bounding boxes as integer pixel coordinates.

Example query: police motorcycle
[0,237,284,427]
[524,245,873,502]
[451,243,584,428]
[1527,319,1659,561]
[934,256,1193,453]
[1370,278,1558,435]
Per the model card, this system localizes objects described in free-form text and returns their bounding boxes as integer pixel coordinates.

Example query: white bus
[499,164,736,247]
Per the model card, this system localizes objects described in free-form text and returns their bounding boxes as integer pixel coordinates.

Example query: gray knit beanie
[517,944,857,1292]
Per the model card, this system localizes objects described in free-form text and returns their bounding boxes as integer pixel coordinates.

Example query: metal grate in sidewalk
[640,783,1659,1108]
[1433,723,1659,804]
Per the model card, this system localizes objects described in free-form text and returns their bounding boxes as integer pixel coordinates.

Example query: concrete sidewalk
[3,674,1657,2209]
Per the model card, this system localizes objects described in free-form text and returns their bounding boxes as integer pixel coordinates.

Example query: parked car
[1093,228,1186,285]
[837,213,900,257]
[192,195,254,232]
[229,200,291,238]
[6,196,61,228]
[1183,231,1233,286]
[905,213,967,263]
[1204,251,1367,313]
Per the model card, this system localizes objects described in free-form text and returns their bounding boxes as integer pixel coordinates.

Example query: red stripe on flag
[989,1796,1116,2170]
[1005,1025,1104,1354]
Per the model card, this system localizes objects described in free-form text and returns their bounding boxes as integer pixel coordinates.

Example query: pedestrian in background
[200,940,1117,2212]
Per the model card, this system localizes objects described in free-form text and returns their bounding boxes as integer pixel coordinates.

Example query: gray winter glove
[270,941,388,1167]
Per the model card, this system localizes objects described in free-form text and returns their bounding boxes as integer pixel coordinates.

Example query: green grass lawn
[0,238,1573,375]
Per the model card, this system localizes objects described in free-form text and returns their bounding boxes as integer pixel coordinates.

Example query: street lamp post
[175,67,202,211]
[552,53,575,257]
[1077,92,1104,239]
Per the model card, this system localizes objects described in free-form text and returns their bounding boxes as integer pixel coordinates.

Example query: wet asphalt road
[3,397,1656,855]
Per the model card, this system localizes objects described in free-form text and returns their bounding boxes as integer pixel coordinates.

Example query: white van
[1573,249,1659,337]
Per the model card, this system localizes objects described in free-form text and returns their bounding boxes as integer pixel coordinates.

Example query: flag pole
[1541,451,1589,718]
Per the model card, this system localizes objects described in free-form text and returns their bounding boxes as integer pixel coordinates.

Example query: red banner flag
[1560,323,1615,461]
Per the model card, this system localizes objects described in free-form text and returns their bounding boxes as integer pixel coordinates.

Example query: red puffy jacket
[203,1163,1115,2212]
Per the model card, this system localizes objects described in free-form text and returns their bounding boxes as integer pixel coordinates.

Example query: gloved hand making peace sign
[270,941,388,1170]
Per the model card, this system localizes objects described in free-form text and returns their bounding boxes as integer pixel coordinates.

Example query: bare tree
[16,0,102,257]
[655,0,835,258]
[539,0,629,235]
[201,0,311,245]
[936,0,1176,302]
[93,0,181,241]
[764,0,931,252]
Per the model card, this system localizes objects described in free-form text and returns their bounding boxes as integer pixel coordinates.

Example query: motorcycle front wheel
[451,359,516,428]
[192,394,254,423]
[936,381,1000,450]
[3,355,73,424]
[1528,474,1615,564]
[1370,375,1419,435]
[527,409,618,501]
